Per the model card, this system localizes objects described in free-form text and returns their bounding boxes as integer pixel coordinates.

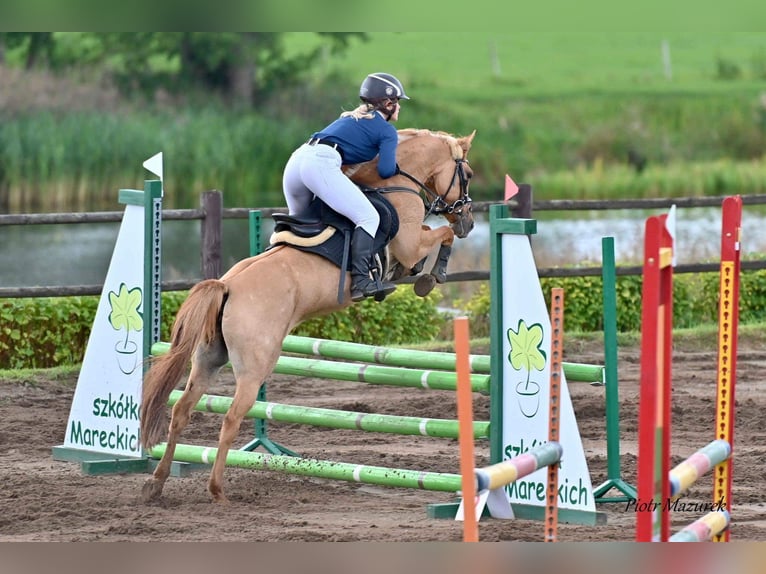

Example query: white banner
[62,204,144,457]
[500,233,596,513]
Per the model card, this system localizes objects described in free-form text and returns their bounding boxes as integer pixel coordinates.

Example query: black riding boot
[350,227,396,302]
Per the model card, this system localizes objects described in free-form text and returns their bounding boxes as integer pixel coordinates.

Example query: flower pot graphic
[115,339,139,375]
[507,319,547,419]
[108,283,144,380]
[516,380,541,418]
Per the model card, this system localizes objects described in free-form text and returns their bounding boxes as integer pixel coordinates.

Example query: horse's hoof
[211,494,231,505]
[414,274,437,297]
[141,478,164,502]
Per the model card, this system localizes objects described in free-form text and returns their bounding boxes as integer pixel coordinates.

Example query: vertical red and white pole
[636,213,674,542]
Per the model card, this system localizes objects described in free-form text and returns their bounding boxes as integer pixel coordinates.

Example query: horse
[139,128,477,504]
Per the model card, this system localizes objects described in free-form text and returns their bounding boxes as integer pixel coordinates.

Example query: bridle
[380,157,473,218]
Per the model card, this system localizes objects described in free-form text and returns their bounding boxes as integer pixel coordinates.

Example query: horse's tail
[140,279,228,449]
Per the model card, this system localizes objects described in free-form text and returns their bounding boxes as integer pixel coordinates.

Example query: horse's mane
[344,128,462,180]
[397,128,463,160]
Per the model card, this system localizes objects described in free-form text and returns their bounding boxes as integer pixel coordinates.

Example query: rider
[281,72,409,302]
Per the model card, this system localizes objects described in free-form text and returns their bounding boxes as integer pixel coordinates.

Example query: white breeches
[282,143,379,237]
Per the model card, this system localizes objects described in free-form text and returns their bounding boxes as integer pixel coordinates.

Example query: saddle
[269,189,400,303]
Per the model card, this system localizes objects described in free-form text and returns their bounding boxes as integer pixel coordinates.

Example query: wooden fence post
[511,183,533,218]
[201,190,223,279]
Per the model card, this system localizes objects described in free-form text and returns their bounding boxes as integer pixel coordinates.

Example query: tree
[1,33,55,69]
[0,32,366,106]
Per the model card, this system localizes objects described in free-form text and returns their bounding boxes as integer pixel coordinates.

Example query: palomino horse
[140,128,476,504]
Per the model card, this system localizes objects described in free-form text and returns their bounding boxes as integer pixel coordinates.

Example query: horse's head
[345,128,477,239]
[395,129,476,239]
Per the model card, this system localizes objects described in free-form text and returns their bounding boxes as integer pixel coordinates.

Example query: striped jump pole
[153,443,465,492]
[283,333,491,373]
[281,335,604,384]
[167,389,490,440]
[474,442,562,492]
[669,511,731,543]
[149,441,561,495]
[455,441,564,527]
[152,342,491,393]
[669,440,731,499]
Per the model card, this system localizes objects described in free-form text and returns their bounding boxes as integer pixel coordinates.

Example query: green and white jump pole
[167,389,491,439]
[149,440,562,495]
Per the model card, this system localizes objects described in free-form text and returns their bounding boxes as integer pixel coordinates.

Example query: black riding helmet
[359,73,410,104]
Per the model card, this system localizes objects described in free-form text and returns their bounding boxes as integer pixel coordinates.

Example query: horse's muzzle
[450,213,475,239]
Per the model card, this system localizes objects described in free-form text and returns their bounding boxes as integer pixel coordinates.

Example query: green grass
[289,32,766,96]
[0,364,80,385]
[2,32,766,211]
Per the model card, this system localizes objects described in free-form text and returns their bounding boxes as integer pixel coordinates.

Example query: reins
[399,158,472,217]
[366,158,472,219]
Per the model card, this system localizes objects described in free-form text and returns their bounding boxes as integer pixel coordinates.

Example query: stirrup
[350,276,396,303]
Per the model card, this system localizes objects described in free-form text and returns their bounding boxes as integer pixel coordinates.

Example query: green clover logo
[508,319,546,388]
[508,320,546,417]
[108,283,144,349]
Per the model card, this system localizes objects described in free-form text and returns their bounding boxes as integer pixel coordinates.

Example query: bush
[293,287,446,345]
[0,286,447,370]
[4,267,765,370]
[461,269,766,337]
[0,296,98,369]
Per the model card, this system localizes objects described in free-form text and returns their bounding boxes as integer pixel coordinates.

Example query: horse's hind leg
[206,376,263,504]
[206,341,284,503]
[142,339,227,503]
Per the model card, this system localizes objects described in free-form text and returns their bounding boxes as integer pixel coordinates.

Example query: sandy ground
[1,335,765,543]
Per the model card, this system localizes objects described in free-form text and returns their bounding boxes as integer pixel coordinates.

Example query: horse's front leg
[393,224,456,297]
[413,239,453,296]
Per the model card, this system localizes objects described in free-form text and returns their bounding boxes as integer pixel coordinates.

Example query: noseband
[397,158,473,218]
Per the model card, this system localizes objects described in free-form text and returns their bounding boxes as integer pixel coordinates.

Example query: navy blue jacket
[312,112,398,178]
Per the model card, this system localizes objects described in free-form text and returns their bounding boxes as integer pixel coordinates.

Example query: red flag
[504,174,519,201]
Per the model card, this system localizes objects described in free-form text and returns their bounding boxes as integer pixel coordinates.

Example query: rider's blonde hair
[340,103,377,120]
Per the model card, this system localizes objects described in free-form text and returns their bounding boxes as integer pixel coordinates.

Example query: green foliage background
[2,33,766,369]
[0,287,445,370]
[1,33,766,211]
[3,270,765,370]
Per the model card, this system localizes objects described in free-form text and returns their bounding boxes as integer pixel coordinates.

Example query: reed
[2,33,766,213]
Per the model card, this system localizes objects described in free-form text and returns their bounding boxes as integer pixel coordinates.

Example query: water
[2,207,764,289]
[0,218,255,288]
[445,207,766,274]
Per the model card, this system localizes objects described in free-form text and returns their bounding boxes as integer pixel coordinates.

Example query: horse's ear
[459,130,476,153]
